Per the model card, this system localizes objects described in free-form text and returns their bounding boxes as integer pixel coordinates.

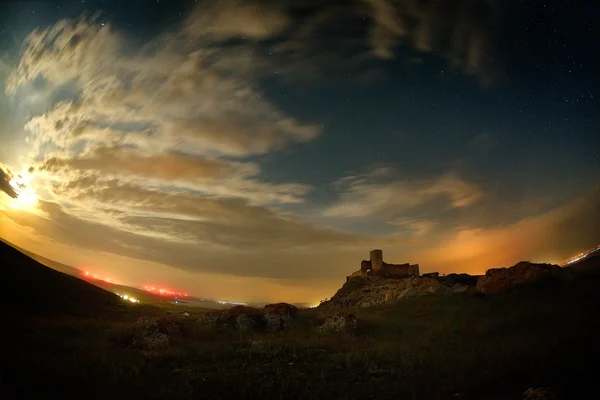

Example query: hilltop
[320,260,574,310]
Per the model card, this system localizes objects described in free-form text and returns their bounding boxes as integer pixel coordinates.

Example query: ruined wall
[381,262,420,277]
[359,249,419,278]
[361,260,371,273]
[409,264,420,276]
[370,249,383,274]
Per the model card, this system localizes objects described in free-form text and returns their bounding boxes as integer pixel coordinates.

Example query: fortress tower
[370,249,383,274]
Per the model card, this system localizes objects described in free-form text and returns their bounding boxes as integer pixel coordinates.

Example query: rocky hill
[321,261,573,309]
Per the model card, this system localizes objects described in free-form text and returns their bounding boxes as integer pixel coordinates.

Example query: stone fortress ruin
[348,249,420,280]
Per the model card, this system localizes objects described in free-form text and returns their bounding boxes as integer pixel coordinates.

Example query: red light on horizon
[82,270,116,285]
[142,284,188,297]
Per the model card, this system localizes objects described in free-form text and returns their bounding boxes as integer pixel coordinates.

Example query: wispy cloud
[324,166,484,218]
[391,218,438,236]
[362,0,502,84]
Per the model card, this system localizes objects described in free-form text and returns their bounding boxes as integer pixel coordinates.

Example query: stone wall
[382,262,419,277]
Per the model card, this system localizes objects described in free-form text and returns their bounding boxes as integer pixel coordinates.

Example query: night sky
[0,0,598,303]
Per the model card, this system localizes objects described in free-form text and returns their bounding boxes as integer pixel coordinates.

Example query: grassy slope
[2,242,600,399]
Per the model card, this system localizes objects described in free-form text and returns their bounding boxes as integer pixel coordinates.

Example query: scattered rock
[197,303,299,332]
[477,261,561,294]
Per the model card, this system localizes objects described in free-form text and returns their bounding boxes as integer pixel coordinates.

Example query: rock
[451,283,470,293]
[197,306,263,330]
[263,302,298,331]
[320,274,474,309]
[265,313,295,331]
[522,387,557,400]
[263,302,298,317]
[440,273,480,287]
[128,317,172,349]
[318,312,358,333]
[236,313,257,332]
[477,261,562,294]
[397,287,418,299]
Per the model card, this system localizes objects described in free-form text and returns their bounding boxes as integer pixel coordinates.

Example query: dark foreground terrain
[2,241,599,400]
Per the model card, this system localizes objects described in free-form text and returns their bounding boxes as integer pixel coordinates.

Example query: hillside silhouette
[0,240,124,317]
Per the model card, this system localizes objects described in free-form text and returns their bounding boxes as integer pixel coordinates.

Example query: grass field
[2,241,599,399]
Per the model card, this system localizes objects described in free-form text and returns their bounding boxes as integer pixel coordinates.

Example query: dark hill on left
[0,240,123,317]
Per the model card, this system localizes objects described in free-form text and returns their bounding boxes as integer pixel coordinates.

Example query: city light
[216,300,247,306]
[118,294,139,303]
[561,243,600,266]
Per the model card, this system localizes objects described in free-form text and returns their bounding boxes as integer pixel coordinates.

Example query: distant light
[123,295,129,300]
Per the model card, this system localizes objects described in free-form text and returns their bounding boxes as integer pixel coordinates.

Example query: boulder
[263,303,298,331]
[236,313,257,332]
[265,313,295,331]
[263,302,298,317]
[197,305,262,330]
[440,273,480,287]
[317,312,358,333]
[451,283,470,293]
[477,261,561,294]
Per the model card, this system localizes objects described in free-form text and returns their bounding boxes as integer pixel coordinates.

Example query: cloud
[0,166,18,199]
[244,0,503,85]
[0,195,374,281]
[362,0,502,84]
[38,147,260,181]
[183,0,290,41]
[8,16,322,161]
[324,167,484,219]
[391,218,438,236]
[35,148,311,206]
